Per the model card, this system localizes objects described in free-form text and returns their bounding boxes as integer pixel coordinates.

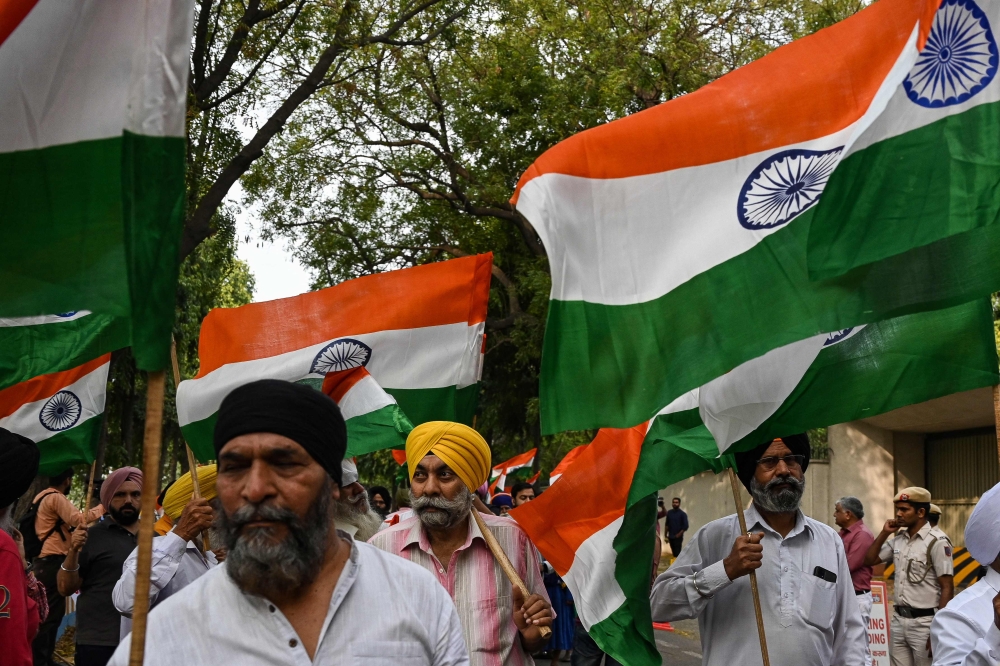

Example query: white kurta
[931,567,1000,666]
[108,533,469,666]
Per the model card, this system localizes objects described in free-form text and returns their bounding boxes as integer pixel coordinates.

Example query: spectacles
[756,455,805,471]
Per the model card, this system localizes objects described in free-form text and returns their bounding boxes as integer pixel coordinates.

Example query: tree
[243,0,864,473]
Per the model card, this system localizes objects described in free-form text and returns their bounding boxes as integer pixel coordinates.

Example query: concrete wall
[827,422,899,534]
[893,431,926,494]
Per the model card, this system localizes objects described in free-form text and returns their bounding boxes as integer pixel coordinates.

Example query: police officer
[927,504,942,529]
[864,487,954,666]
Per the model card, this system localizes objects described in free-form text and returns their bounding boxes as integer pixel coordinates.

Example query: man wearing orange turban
[370,421,553,665]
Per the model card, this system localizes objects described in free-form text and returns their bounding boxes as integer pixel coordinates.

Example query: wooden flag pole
[471,509,552,639]
[169,338,211,553]
[84,460,97,514]
[728,467,771,666]
[128,370,165,666]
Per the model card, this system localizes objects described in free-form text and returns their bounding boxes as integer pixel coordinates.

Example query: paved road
[656,620,702,666]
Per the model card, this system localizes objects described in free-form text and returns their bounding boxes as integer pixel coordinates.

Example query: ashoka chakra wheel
[39,391,82,431]
[310,338,372,374]
[904,0,998,108]
[823,328,855,346]
[737,147,843,230]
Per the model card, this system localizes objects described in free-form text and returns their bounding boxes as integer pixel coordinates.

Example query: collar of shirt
[986,566,1000,593]
[402,513,485,561]
[896,521,933,543]
[840,519,867,536]
[745,504,813,541]
[238,530,361,649]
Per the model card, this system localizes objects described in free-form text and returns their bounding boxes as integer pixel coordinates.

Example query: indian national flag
[512,299,999,666]
[489,448,537,495]
[322,366,414,456]
[810,0,1000,282]
[0,354,111,476]
[548,445,587,484]
[0,0,193,370]
[510,0,1000,435]
[177,254,493,461]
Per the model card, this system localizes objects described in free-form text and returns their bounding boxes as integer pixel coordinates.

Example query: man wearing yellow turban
[112,466,220,632]
[370,421,553,665]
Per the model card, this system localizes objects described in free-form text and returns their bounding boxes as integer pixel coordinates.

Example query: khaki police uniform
[880,516,953,666]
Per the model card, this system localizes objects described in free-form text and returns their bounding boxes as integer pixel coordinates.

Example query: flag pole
[470,509,552,639]
[993,385,1000,466]
[727,467,771,666]
[84,460,97,514]
[169,338,210,552]
[128,370,165,666]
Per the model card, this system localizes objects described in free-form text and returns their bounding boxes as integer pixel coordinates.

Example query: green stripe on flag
[541,212,1000,434]
[387,384,478,426]
[37,417,103,477]
[0,133,185,370]
[0,314,128,390]
[809,100,1000,279]
[181,415,218,463]
[345,403,414,457]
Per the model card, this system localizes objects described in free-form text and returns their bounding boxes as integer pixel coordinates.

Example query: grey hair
[838,496,864,519]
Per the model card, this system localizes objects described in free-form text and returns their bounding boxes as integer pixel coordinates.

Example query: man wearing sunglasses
[650,434,866,666]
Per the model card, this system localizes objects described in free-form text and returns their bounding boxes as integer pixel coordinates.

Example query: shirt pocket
[350,640,428,664]
[463,596,510,656]
[798,573,837,628]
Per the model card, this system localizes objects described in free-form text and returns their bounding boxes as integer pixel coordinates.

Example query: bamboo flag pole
[727,467,771,666]
[168,338,211,552]
[471,509,552,639]
[84,460,97,514]
[128,370,165,666]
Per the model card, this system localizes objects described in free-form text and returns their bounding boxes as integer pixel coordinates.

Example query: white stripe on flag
[562,515,628,630]
[0,311,91,327]
[339,374,397,421]
[0,0,192,151]
[0,361,109,443]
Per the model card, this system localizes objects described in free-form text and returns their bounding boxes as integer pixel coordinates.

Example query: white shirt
[107,533,470,666]
[113,530,218,616]
[931,566,1000,666]
[650,504,867,666]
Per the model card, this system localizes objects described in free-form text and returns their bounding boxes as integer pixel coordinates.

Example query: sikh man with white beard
[333,458,384,542]
[651,434,867,666]
[109,379,469,666]
[370,421,553,666]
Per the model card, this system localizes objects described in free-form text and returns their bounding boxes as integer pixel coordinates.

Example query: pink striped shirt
[369,513,550,666]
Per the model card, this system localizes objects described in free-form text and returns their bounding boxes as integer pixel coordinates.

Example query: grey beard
[0,508,14,537]
[217,477,335,599]
[411,487,473,529]
[751,474,805,513]
[330,490,384,542]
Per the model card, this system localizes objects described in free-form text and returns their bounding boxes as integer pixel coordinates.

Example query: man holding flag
[650,435,866,665]
[370,421,553,665]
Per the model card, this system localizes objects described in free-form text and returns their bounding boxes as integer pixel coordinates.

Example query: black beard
[110,505,139,526]
[217,478,334,599]
[751,474,805,514]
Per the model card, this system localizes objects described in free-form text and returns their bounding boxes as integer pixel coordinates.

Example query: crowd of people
[2,380,1000,666]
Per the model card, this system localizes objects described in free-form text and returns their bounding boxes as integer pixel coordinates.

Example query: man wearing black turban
[109,379,468,666]
[0,427,43,665]
[651,434,867,666]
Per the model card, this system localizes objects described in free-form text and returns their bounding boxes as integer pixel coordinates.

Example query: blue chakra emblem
[823,328,855,346]
[737,147,843,230]
[39,391,82,431]
[310,338,372,374]
[904,0,998,108]
[55,312,78,318]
